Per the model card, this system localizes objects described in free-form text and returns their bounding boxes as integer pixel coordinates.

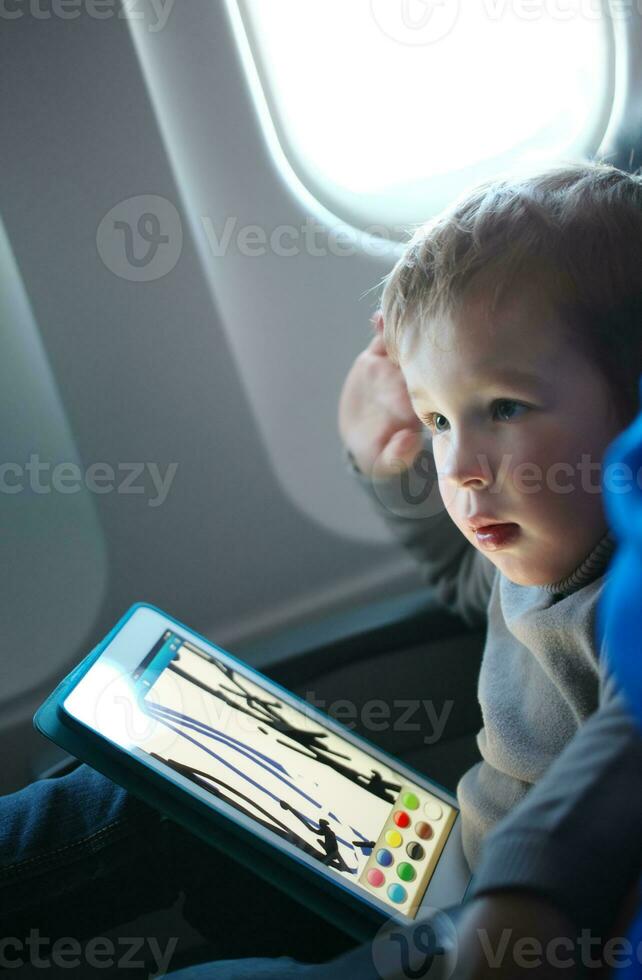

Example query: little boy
[338,161,642,939]
[160,161,642,976]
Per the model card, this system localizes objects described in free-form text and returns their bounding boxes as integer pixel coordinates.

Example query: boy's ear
[370,310,384,334]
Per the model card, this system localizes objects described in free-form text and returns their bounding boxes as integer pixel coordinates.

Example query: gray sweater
[348,445,642,933]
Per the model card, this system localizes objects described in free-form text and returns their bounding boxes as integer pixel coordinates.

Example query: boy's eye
[422,400,527,434]
[423,412,448,434]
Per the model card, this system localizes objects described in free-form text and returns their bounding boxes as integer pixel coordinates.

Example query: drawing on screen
[136,638,401,881]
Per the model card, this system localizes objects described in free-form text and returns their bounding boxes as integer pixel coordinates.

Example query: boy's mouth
[472,522,520,551]
[467,515,513,532]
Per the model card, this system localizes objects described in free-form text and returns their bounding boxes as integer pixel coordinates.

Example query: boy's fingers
[379,428,423,472]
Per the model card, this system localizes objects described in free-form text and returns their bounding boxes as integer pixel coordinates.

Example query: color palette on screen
[358,785,456,917]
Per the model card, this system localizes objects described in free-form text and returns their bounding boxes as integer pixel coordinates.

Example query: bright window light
[238,0,613,233]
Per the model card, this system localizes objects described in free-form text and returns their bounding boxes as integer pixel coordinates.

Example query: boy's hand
[452,894,580,979]
[338,311,425,479]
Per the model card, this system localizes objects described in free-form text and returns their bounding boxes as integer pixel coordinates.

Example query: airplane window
[236,0,613,235]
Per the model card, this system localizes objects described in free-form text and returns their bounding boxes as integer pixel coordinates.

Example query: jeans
[0,763,175,934]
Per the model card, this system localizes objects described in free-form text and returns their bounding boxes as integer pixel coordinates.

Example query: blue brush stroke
[147,700,290,775]
[146,706,322,810]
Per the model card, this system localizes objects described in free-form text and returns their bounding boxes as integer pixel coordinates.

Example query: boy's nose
[440,441,494,490]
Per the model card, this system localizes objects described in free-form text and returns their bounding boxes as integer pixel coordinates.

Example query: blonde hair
[381,162,642,427]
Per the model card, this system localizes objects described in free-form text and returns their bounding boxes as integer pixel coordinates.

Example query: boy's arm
[466,666,642,941]
[345,441,496,629]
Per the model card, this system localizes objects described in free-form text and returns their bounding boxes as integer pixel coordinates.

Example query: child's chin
[489,552,550,588]
[500,559,559,589]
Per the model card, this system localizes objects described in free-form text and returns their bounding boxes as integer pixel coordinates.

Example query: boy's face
[399,280,623,587]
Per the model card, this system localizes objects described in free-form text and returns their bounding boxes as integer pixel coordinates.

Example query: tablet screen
[93,628,457,915]
[64,628,456,918]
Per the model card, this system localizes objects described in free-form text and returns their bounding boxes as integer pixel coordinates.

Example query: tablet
[52,604,472,928]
